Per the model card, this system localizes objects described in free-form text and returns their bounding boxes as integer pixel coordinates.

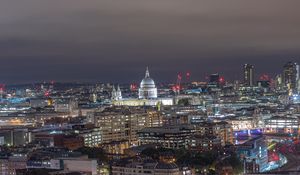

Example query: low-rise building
[236,136,268,173]
[264,116,299,135]
[187,135,222,152]
[138,125,195,149]
[0,154,27,175]
[194,121,233,146]
[72,124,102,147]
[87,107,156,145]
[112,157,191,175]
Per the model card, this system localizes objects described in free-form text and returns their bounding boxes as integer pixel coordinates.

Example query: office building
[283,61,299,92]
[209,73,220,87]
[87,107,151,145]
[236,136,268,173]
[264,116,299,135]
[138,125,195,149]
[194,121,233,146]
[112,156,191,175]
[244,64,254,86]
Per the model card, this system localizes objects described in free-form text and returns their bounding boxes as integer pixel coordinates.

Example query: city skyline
[1,0,300,84]
[1,1,300,174]
[1,62,298,86]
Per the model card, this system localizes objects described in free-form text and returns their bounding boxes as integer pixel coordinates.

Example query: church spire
[145,67,150,78]
[112,85,116,92]
[111,85,116,100]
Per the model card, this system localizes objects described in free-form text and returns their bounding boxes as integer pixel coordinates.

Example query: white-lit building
[54,98,78,113]
[139,67,157,99]
[87,107,158,145]
[229,117,257,131]
[112,68,173,106]
[264,116,299,134]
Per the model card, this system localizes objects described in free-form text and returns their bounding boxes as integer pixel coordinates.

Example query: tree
[76,147,108,162]
[178,98,190,106]
[141,148,160,160]
[223,153,243,174]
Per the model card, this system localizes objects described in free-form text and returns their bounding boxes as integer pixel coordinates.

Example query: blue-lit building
[236,136,268,173]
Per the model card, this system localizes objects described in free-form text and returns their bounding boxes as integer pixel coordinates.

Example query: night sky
[1,0,300,84]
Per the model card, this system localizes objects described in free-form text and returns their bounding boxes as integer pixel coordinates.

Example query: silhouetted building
[209,73,220,85]
[283,61,299,92]
[244,64,254,86]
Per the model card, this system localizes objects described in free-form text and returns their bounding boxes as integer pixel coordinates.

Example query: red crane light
[44,91,50,97]
[0,84,5,91]
[130,83,137,91]
[219,76,225,83]
[177,73,182,80]
[186,72,191,81]
[260,74,270,81]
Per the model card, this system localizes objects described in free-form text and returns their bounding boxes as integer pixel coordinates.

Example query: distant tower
[116,85,122,100]
[111,85,122,101]
[244,64,254,86]
[111,85,116,100]
[275,74,283,90]
[209,73,220,87]
[283,61,299,92]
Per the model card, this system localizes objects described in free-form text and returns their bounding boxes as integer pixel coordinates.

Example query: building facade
[244,64,254,87]
[87,107,152,145]
[283,62,299,93]
[138,125,195,149]
[194,121,233,146]
[139,67,158,99]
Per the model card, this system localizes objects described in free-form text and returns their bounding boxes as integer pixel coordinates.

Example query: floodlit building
[229,117,257,131]
[87,107,154,145]
[139,67,158,99]
[112,68,173,106]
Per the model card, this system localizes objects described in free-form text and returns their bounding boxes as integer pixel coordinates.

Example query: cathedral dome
[140,77,155,88]
[139,67,157,99]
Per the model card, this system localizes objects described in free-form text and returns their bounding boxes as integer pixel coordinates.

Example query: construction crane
[172,71,192,94]
[186,71,191,82]
[172,72,182,94]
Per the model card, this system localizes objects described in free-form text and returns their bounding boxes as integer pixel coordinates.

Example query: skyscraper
[283,61,299,92]
[209,73,220,84]
[209,73,220,87]
[244,64,254,86]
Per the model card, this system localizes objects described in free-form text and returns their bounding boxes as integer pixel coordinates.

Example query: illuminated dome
[140,77,155,88]
[139,67,157,99]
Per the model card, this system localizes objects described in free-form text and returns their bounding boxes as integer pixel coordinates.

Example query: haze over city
[1,0,300,84]
[2,1,300,175]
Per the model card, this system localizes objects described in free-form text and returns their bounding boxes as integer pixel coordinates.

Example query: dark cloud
[0,0,300,84]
